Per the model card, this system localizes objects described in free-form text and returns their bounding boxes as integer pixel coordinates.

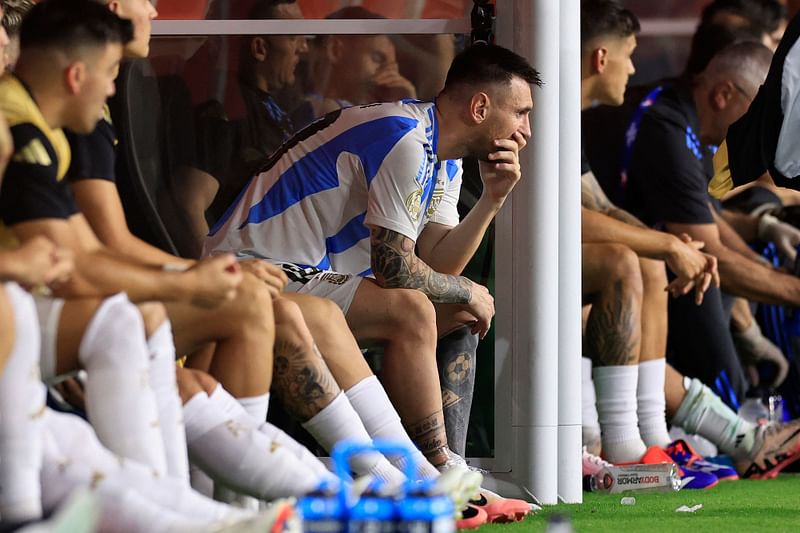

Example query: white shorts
[32,295,65,381]
[274,262,363,314]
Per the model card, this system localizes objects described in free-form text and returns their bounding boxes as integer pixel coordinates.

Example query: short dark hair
[247,0,296,20]
[701,0,787,35]
[684,21,763,76]
[443,43,542,94]
[325,6,384,20]
[580,0,640,48]
[20,0,133,52]
[1,0,35,37]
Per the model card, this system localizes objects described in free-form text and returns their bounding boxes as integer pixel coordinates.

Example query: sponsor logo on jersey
[13,138,51,166]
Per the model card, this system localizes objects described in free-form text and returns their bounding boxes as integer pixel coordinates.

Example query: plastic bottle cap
[620,497,636,505]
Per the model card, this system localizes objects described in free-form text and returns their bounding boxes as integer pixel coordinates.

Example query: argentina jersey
[203,100,463,277]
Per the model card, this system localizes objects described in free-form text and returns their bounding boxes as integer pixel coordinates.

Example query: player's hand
[184,254,242,308]
[758,214,800,265]
[371,63,417,102]
[478,132,526,206]
[6,236,74,289]
[664,233,719,304]
[239,259,288,298]
[464,278,495,339]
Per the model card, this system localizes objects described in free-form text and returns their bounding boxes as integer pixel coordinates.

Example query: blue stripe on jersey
[315,256,331,270]
[326,212,368,255]
[446,160,459,182]
[422,162,440,214]
[238,116,419,229]
[358,267,373,277]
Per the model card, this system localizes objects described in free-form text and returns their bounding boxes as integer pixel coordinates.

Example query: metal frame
[151,18,469,35]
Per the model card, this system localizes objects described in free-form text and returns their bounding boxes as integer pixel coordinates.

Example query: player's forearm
[715,210,764,262]
[70,249,193,303]
[422,195,499,275]
[106,230,194,268]
[720,209,759,243]
[370,228,472,304]
[581,208,676,261]
[716,246,800,306]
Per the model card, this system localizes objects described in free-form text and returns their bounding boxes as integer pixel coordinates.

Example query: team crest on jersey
[405,187,423,221]
[319,272,352,285]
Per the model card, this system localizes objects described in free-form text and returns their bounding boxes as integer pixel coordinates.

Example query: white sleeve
[775,38,800,178]
[363,133,429,240]
[429,159,462,227]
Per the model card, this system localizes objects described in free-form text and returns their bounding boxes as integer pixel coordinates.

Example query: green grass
[479,474,800,533]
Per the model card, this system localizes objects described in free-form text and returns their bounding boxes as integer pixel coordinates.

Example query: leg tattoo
[272,340,340,422]
[585,280,639,367]
[437,326,478,456]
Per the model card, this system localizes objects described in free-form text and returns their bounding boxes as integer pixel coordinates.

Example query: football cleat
[582,446,613,476]
[639,446,719,490]
[665,439,739,481]
[734,419,800,479]
[468,489,531,524]
[456,504,488,530]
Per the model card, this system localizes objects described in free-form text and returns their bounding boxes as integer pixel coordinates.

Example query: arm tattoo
[581,172,614,212]
[272,340,340,422]
[608,207,649,228]
[370,227,472,304]
[582,172,648,228]
[584,280,639,366]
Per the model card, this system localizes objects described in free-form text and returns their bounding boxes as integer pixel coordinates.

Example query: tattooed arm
[370,226,473,304]
[370,226,495,337]
[581,170,647,228]
[581,171,718,300]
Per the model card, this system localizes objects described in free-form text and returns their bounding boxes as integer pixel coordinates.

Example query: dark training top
[0,74,78,248]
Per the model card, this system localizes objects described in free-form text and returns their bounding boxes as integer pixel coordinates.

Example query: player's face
[598,34,636,106]
[264,2,307,89]
[70,43,123,133]
[342,35,397,103]
[474,76,532,160]
[116,0,158,58]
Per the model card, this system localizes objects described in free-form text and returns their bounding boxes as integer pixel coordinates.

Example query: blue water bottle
[297,479,347,533]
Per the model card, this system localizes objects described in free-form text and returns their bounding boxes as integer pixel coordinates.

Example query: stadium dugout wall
[151,0,583,506]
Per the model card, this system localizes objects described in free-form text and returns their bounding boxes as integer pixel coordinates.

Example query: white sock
[0,283,45,522]
[593,365,647,463]
[637,359,671,447]
[40,409,248,527]
[184,388,321,499]
[672,377,756,456]
[190,463,215,498]
[214,390,264,512]
[302,392,406,487]
[238,393,269,423]
[345,376,439,480]
[206,384,333,482]
[147,321,190,484]
[581,357,601,451]
[78,294,167,475]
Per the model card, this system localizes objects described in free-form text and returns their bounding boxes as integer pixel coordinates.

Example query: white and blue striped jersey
[203,100,463,277]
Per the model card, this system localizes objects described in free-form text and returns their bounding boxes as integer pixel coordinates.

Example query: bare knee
[603,244,644,298]
[384,289,437,345]
[137,302,167,337]
[273,297,315,350]
[234,274,274,326]
[639,257,668,294]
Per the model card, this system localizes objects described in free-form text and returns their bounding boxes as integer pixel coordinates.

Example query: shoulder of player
[8,123,60,172]
[64,118,116,154]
